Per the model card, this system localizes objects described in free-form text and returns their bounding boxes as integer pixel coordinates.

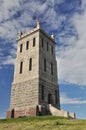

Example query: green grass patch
[0,116,68,123]
[0,116,86,130]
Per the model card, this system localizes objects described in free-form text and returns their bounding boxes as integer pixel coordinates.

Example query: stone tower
[7,21,60,118]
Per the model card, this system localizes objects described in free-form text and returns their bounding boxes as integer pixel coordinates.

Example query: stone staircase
[48,104,76,119]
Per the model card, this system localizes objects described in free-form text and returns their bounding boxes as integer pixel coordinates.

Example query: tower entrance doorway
[11,109,14,118]
[48,93,52,104]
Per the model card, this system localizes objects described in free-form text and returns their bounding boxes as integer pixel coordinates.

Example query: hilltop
[0,116,86,130]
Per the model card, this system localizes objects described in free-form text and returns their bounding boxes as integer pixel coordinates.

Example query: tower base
[7,104,76,119]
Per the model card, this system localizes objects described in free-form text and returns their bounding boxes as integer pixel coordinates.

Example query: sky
[0,0,86,119]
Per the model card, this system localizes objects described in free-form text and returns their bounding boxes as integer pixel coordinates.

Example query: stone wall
[7,107,37,118]
[39,79,60,109]
[13,30,39,84]
[39,31,60,109]
[10,79,39,110]
[49,104,76,119]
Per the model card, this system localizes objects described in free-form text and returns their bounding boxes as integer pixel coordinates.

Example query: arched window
[42,38,44,48]
[26,41,29,50]
[50,63,53,75]
[20,44,23,52]
[11,109,14,118]
[29,58,32,71]
[48,93,52,104]
[42,85,44,100]
[51,46,53,55]
[33,38,36,47]
[47,42,49,51]
[20,61,23,74]
[44,59,46,72]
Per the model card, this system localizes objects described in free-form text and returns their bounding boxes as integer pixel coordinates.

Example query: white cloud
[0,0,65,39]
[60,93,86,104]
[81,0,86,10]
[58,8,86,86]
[2,56,15,65]
[0,0,20,22]
[0,0,86,87]
[0,0,64,67]
[0,20,19,40]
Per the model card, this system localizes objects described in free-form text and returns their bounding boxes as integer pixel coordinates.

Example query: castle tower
[7,21,60,118]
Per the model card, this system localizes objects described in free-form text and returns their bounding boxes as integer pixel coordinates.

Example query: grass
[0,116,86,130]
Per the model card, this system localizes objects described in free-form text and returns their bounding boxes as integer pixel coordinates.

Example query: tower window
[20,61,23,74]
[26,41,29,50]
[42,85,44,100]
[51,46,53,55]
[20,44,23,52]
[55,90,58,104]
[29,58,32,71]
[42,38,44,48]
[50,63,53,75]
[33,38,36,47]
[44,59,46,72]
[47,42,49,51]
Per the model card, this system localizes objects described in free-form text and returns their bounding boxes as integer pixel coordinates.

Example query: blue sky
[0,0,86,119]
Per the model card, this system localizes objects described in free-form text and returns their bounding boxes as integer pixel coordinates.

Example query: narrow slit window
[42,38,44,48]
[42,85,44,100]
[51,63,53,75]
[44,59,46,72]
[26,41,29,50]
[20,61,23,74]
[29,58,32,71]
[33,38,36,47]
[20,44,23,52]
[47,42,49,51]
[52,46,53,55]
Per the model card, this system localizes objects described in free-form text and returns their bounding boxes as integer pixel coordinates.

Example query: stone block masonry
[7,21,75,119]
[10,79,39,110]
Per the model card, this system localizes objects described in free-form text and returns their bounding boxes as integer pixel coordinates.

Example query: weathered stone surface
[7,22,61,118]
[10,79,39,109]
[49,104,76,119]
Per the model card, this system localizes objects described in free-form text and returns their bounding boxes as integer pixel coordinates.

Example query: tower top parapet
[17,21,56,44]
